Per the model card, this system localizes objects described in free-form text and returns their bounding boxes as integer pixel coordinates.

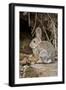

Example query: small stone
[20,57,30,65]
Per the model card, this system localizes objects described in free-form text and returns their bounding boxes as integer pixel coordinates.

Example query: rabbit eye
[33,41,35,43]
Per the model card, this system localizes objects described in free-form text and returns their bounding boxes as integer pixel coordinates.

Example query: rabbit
[29,27,55,63]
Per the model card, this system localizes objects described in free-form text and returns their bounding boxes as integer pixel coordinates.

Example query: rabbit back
[37,41,55,59]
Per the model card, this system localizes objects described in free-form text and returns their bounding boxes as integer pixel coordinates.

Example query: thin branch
[38,18,50,41]
[31,13,37,36]
[47,13,57,48]
[28,13,30,27]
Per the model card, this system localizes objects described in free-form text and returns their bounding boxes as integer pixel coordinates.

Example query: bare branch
[47,13,57,48]
[38,18,50,41]
[28,13,31,27]
[31,13,37,36]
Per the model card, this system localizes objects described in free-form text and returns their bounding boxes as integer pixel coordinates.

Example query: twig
[38,18,50,41]
[31,13,37,36]
[28,13,30,27]
[47,13,57,48]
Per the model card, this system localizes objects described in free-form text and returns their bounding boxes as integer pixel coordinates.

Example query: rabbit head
[30,27,42,49]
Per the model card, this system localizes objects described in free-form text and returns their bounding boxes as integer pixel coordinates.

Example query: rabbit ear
[35,27,42,39]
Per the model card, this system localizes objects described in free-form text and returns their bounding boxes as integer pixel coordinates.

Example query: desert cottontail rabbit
[29,27,55,63]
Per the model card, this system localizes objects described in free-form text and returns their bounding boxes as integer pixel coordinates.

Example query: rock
[20,57,31,65]
[28,54,38,64]
[23,66,39,78]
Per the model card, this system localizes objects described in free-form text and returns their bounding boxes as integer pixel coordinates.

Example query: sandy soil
[19,61,58,78]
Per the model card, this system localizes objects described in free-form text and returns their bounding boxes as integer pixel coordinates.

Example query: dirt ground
[19,61,58,78]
